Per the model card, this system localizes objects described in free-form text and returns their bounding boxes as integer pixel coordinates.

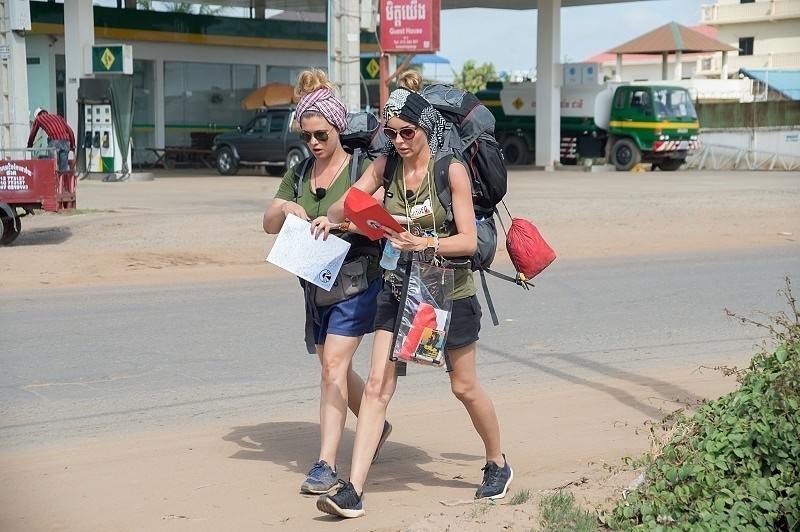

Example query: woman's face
[299,114,340,160]
[385,116,428,159]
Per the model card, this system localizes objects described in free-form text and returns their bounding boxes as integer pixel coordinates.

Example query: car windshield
[653,89,697,120]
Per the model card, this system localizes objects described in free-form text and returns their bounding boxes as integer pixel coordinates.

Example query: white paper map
[266,213,351,290]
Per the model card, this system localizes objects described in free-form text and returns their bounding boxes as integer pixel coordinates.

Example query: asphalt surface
[2,245,796,451]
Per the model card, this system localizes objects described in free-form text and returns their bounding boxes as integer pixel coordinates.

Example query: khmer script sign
[379,0,440,53]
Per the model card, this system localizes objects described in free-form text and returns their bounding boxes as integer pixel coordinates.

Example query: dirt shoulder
[2,168,797,292]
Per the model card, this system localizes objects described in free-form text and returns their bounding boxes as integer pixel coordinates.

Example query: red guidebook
[343,187,405,241]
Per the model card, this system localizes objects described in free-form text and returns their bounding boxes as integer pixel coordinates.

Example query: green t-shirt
[274,157,380,282]
[383,158,475,300]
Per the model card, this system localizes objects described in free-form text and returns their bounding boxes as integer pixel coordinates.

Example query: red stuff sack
[506,218,556,281]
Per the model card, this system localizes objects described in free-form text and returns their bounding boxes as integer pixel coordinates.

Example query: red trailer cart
[0,150,77,246]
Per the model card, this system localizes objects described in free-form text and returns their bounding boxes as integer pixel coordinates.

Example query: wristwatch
[421,236,437,261]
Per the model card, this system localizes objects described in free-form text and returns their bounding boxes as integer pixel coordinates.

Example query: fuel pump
[77,78,133,179]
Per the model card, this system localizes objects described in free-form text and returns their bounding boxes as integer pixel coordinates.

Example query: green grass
[508,488,532,505]
[539,491,597,532]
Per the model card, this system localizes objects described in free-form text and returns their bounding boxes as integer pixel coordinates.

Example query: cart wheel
[0,203,21,246]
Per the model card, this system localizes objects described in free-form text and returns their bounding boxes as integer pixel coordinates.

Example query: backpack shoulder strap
[433,153,454,226]
[293,156,314,200]
[382,154,400,195]
[349,148,362,185]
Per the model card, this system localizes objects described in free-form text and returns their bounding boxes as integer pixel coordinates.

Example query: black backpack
[420,83,508,218]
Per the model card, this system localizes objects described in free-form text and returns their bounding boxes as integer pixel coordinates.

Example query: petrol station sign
[91,44,133,74]
[379,0,440,53]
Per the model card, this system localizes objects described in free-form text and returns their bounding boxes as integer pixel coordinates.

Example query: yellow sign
[100,48,116,71]
[365,59,380,79]
[513,97,524,110]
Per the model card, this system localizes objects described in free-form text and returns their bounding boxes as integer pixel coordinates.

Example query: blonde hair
[295,69,334,99]
[397,70,423,92]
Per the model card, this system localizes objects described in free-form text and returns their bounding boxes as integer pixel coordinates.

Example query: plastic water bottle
[380,241,400,270]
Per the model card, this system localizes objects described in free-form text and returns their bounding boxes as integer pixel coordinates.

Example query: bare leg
[349,329,398,494]
[316,334,363,466]
[446,343,504,466]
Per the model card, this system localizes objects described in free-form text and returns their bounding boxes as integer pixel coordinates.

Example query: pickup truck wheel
[216,147,239,175]
[0,203,21,246]
[286,149,304,172]
[655,158,684,171]
[611,138,641,171]
[500,136,530,166]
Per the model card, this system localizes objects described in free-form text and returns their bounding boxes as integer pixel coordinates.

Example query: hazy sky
[438,0,707,77]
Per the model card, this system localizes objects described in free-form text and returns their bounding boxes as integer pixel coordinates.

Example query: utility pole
[329,0,367,112]
[0,0,31,151]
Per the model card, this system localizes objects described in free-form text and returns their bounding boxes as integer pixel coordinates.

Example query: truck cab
[606,85,699,171]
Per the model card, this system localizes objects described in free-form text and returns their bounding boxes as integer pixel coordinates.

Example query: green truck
[475,81,700,171]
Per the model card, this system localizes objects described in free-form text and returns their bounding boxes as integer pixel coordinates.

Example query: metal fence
[686,142,800,171]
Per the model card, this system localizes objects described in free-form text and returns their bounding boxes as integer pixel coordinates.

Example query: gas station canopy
[202,0,646,12]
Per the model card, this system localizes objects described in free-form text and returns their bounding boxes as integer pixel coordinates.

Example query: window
[270,115,286,133]
[164,61,257,146]
[739,37,754,56]
[740,0,754,4]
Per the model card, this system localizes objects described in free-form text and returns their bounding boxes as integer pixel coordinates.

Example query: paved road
[1,245,796,451]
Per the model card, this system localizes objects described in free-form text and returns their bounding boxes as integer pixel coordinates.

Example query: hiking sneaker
[316,480,365,518]
[372,421,393,464]
[474,454,513,500]
[300,460,338,494]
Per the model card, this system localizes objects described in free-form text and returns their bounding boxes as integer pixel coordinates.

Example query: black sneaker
[316,480,365,518]
[372,421,392,464]
[474,454,513,499]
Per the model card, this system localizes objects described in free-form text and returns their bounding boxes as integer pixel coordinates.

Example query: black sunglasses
[383,126,418,141]
[300,128,332,143]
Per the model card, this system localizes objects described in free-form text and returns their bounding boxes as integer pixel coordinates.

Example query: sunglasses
[300,128,332,143]
[383,126,418,141]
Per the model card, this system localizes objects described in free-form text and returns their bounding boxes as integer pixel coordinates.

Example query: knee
[320,357,348,386]
[450,380,478,403]
[363,374,394,405]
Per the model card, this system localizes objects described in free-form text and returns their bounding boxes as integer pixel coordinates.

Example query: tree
[453,60,497,94]
[136,1,227,15]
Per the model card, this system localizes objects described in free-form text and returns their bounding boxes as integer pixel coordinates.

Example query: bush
[604,278,800,531]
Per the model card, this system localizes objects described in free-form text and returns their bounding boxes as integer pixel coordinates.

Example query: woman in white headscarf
[314,73,512,519]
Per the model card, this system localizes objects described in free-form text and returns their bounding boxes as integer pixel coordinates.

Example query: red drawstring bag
[506,217,556,281]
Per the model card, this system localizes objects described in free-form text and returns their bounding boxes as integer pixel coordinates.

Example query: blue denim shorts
[311,277,381,345]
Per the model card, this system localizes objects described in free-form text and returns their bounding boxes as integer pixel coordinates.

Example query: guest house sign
[379,0,440,53]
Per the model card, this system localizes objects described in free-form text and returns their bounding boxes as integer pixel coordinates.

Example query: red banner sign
[379,0,440,53]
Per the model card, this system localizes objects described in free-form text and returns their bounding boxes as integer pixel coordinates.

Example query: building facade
[25,2,376,164]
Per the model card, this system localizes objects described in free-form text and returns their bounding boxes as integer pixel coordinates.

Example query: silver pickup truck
[211,106,311,176]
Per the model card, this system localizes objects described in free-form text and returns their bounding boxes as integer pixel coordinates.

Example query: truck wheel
[285,149,304,172]
[655,158,684,171]
[500,136,530,166]
[611,138,641,171]
[0,203,21,246]
[215,147,239,175]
